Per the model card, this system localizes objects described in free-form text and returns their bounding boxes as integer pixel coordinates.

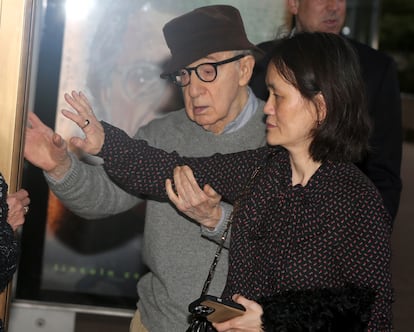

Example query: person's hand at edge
[6,189,30,231]
[166,165,222,229]
[62,91,105,155]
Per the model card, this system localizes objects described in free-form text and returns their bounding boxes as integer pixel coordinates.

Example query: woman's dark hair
[268,32,371,162]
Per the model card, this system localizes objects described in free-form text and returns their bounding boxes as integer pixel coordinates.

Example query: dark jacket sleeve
[0,221,18,291]
[0,175,19,292]
[351,40,403,222]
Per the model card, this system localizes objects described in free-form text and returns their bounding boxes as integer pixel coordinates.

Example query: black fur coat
[258,285,375,332]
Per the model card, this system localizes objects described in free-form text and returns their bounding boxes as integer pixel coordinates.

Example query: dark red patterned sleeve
[97,122,265,202]
[0,173,19,292]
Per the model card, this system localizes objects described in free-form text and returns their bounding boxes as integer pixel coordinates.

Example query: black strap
[200,166,261,296]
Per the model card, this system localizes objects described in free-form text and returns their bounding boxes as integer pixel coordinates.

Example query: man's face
[288,0,346,34]
[181,51,253,134]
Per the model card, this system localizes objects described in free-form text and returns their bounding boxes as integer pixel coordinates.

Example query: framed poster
[16,0,285,311]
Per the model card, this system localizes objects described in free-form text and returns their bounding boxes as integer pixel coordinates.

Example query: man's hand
[166,165,222,228]
[25,111,71,180]
[62,91,105,155]
[6,189,30,231]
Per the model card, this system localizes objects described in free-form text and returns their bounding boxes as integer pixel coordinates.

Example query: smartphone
[189,295,246,323]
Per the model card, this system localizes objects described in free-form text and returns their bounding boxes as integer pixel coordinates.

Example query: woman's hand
[62,91,105,155]
[165,165,222,229]
[213,295,264,332]
[6,189,30,231]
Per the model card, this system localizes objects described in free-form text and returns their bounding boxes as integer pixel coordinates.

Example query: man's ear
[286,0,299,15]
[239,55,255,87]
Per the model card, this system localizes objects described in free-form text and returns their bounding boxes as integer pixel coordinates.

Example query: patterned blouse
[0,173,19,332]
[98,122,393,331]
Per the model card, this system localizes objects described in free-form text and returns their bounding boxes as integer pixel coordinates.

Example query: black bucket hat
[161,5,264,76]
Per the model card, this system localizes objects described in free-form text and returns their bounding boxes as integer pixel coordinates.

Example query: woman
[46,32,393,331]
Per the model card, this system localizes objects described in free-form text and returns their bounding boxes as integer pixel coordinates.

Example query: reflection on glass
[42,1,179,305]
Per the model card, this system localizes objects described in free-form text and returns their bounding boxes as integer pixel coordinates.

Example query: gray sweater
[47,98,266,331]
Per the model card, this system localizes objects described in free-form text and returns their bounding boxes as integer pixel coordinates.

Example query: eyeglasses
[167,54,247,87]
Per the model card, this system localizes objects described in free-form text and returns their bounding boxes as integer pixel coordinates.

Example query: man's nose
[187,70,205,97]
[326,0,340,11]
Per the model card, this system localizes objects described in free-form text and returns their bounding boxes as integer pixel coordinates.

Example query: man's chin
[320,24,342,35]
[198,122,223,135]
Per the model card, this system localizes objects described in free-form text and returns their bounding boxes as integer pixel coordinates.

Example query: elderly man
[24,5,266,331]
[250,0,403,223]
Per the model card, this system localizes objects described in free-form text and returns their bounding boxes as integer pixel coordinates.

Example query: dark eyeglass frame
[166,54,247,87]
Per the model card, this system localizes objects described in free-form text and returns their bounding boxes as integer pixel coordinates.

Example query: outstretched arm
[61,91,179,198]
[62,90,263,203]
[25,94,141,220]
